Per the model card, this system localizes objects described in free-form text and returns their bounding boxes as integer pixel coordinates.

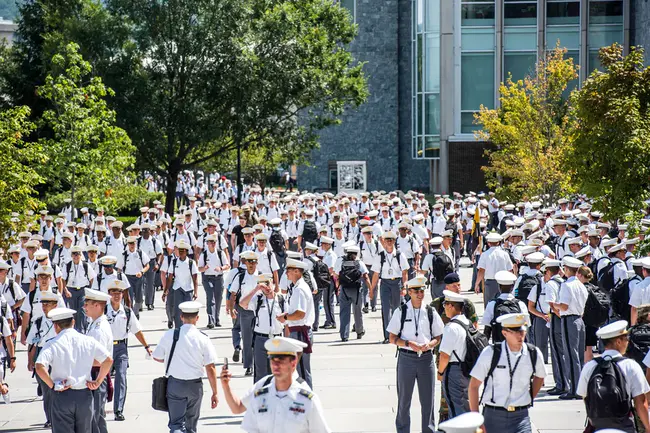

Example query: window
[461,52,495,133]
[339,0,356,22]
[328,169,337,190]
[413,0,440,159]
[461,2,495,26]
[589,0,623,24]
[588,0,623,73]
[547,0,580,25]
[504,1,537,26]
[504,52,537,83]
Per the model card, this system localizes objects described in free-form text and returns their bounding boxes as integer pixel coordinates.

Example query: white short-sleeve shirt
[579,350,649,398]
[385,301,445,348]
[152,324,218,380]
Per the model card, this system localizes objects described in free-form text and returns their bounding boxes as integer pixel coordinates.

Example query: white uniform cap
[140,207,149,213]
[382,231,397,240]
[590,211,603,218]
[0,261,10,271]
[597,222,611,229]
[35,265,55,276]
[205,234,218,242]
[285,258,307,270]
[486,232,503,243]
[519,245,537,256]
[641,257,650,270]
[596,320,628,340]
[438,411,484,433]
[361,226,374,234]
[618,224,629,231]
[48,307,77,321]
[304,242,319,251]
[445,209,456,216]
[85,288,111,302]
[552,219,567,226]
[125,236,138,244]
[625,237,640,246]
[41,291,60,302]
[286,251,302,259]
[242,227,255,235]
[175,240,191,250]
[397,222,409,230]
[629,258,642,267]
[495,270,517,285]
[496,312,530,330]
[406,277,427,290]
[264,336,307,355]
[367,210,379,218]
[252,224,264,231]
[112,221,123,228]
[566,237,582,246]
[254,233,269,241]
[441,229,453,237]
[106,280,128,291]
[332,223,344,230]
[179,301,202,314]
[575,246,592,259]
[588,229,601,237]
[542,258,562,268]
[443,290,466,303]
[344,245,361,254]
[256,274,273,283]
[601,238,618,248]
[430,236,443,245]
[25,240,39,248]
[99,255,118,265]
[504,204,515,211]
[70,245,85,253]
[562,256,583,268]
[525,252,545,264]
[608,243,626,253]
[269,218,282,225]
[34,249,49,260]
[240,251,260,261]
[320,236,334,244]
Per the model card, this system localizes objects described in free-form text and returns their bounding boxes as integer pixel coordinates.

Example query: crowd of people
[2,182,650,433]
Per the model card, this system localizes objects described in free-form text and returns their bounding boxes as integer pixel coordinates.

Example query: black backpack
[306,256,331,289]
[610,279,634,323]
[598,260,617,293]
[338,260,362,289]
[490,298,522,343]
[585,356,632,421]
[269,230,286,257]
[583,282,611,328]
[626,324,650,370]
[450,318,489,377]
[431,251,454,282]
[515,273,540,304]
[302,221,318,243]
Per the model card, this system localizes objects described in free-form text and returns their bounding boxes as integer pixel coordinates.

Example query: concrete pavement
[0,258,587,432]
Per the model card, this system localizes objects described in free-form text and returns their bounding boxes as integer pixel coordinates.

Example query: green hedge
[44,185,165,217]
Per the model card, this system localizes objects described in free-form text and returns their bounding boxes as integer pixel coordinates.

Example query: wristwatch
[284,313,288,321]
[403,340,409,348]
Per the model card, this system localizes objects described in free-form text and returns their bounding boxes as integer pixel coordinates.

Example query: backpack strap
[426,304,435,337]
[480,343,503,405]
[396,304,408,339]
[526,343,538,405]
[165,328,181,376]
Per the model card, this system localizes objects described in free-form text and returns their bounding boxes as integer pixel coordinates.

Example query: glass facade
[339,0,356,22]
[412,0,441,159]
[411,0,628,154]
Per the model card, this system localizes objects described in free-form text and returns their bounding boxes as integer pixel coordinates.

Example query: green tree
[37,42,135,211]
[475,47,577,204]
[0,105,45,250]
[568,44,650,220]
[102,0,367,213]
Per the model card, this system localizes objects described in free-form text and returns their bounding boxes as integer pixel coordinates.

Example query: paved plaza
[0,258,586,432]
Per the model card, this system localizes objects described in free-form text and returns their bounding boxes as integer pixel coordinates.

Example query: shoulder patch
[254,387,270,397]
[298,389,314,400]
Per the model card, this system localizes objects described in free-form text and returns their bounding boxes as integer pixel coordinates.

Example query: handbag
[152,328,180,412]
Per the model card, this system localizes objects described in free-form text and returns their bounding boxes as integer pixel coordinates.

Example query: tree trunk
[165,168,179,216]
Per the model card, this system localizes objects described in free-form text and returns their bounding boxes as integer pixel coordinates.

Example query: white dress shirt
[371,250,410,279]
[386,301,445,348]
[152,324,218,380]
[86,315,114,357]
[439,314,470,361]
[106,303,143,340]
[558,276,589,316]
[286,278,315,327]
[579,349,649,398]
[477,247,514,279]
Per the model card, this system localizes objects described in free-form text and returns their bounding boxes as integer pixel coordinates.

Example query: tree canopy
[568,44,650,220]
[475,47,577,204]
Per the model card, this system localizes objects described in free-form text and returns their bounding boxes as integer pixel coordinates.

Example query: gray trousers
[51,388,94,433]
[144,259,157,307]
[253,333,279,383]
[173,289,192,328]
[471,256,480,289]
[361,270,377,309]
[126,274,144,317]
[36,371,53,423]
[324,281,336,326]
[202,274,224,326]
[396,350,436,433]
[531,316,550,363]
[166,287,174,323]
[483,406,532,433]
[431,281,446,299]
[91,379,108,433]
[550,314,567,391]
[483,279,499,305]
[442,363,470,418]
[167,377,203,433]
[232,306,254,369]
[339,287,363,340]
[67,287,87,332]
[561,315,585,395]
[407,259,416,281]
[381,279,402,340]
[113,341,128,413]
[289,328,313,390]
[312,289,323,331]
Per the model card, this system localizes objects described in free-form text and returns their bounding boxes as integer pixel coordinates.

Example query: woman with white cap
[550,256,588,400]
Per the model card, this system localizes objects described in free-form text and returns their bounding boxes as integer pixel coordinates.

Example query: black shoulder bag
[152,328,180,411]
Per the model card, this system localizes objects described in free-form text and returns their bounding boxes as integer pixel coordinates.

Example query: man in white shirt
[153,301,219,433]
[333,245,371,342]
[474,232,514,305]
[119,236,150,319]
[35,307,112,433]
[319,236,337,330]
[62,246,97,331]
[139,224,163,311]
[163,240,198,329]
[198,234,230,328]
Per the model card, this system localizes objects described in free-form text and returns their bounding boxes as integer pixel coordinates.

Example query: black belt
[68,286,88,290]
[484,405,530,413]
[398,348,431,355]
[254,332,282,338]
[563,314,580,318]
[113,339,127,345]
[382,277,400,281]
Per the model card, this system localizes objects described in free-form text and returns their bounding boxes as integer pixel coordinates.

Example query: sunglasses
[36,257,47,262]
[247,260,258,264]
[71,252,81,256]
[268,354,296,362]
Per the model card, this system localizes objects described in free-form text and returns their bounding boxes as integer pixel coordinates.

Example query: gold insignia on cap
[272,340,281,347]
